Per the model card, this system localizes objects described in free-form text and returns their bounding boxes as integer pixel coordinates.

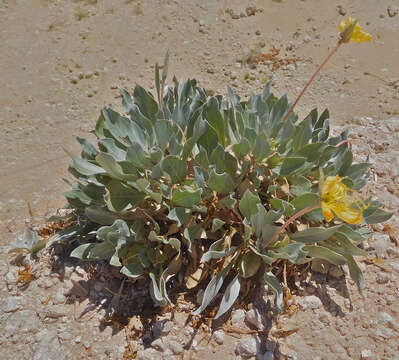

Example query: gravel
[1,296,22,313]
[298,296,323,310]
[235,337,259,358]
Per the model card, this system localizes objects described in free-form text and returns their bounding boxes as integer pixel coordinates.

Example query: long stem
[265,203,321,247]
[281,41,343,123]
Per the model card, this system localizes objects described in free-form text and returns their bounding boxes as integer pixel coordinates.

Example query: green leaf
[254,134,271,161]
[192,264,231,315]
[269,243,308,264]
[121,259,144,279]
[290,225,341,244]
[344,254,365,293]
[290,193,319,212]
[85,207,117,225]
[232,138,250,158]
[149,272,167,307]
[210,144,226,173]
[239,189,261,219]
[289,175,312,196]
[9,229,46,255]
[160,155,187,184]
[133,85,158,120]
[208,169,235,194]
[77,137,98,159]
[214,275,241,319]
[219,194,237,209]
[96,152,136,181]
[239,252,261,278]
[212,218,225,232]
[172,187,202,208]
[270,198,295,216]
[198,121,219,155]
[364,208,393,224]
[280,157,307,176]
[71,156,105,176]
[202,236,236,262]
[204,97,226,146]
[264,271,283,312]
[105,180,145,212]
[168,207,191,227]
[48,225,81,245]
[304,245,347,265]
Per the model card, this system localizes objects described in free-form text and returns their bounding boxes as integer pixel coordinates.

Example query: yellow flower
[338,17,372,43]
[321,175,366,225]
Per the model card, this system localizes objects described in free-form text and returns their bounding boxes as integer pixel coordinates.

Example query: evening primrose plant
[42,18,391,317]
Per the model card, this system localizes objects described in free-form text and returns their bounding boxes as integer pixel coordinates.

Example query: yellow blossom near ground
[339,17,372,43]
[321,175,367,224]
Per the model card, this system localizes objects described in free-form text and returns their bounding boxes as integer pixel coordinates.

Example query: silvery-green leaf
[290,225,341,244]
[280,157,307,176]
[160,155,187,184]
[149,272,167,307]
[168,207,191,227]
[172,187,202,208]
[121,259,144,279]
[304,245,346,265]
[208,169,235,194]
[290,193,319,212]
[192,264,231,315]
[239,189,261,219]
[239,252,261,278]
[211,218,225,232]
[9,229,46,255]
[263,271,283,312]
[344,254,365,293]
[214,275,241,319]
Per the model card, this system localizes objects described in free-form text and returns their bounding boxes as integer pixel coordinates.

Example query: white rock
[168,340,183,355]
[44,305,69,319]
[5,267,19,286]
[245,309,264,330]
[376,326,393,339]
[361,349,373,359]
[378,312,398,330]
[235,337,258,358]
[212,329,224,345]
[0,296,22,313]
[303,35,312,43]
[151,338,166,352]
[388,5,399,17]
[231,309,246,326]
[33,329,70,360]
[376,272,390,284]
[372,233,391,258]
[298,295,323,310]
[137,348,162,360]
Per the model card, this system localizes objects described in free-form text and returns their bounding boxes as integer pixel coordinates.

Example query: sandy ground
[1,0,398,359]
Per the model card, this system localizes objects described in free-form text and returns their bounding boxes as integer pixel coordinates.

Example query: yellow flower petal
[338,17,371,43]
[329,203,363,225]
[321,202,334,222]
[321,175,366,224]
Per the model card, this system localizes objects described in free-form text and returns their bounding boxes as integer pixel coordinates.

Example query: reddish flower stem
[264,203,321,247]
[281,41,343,123]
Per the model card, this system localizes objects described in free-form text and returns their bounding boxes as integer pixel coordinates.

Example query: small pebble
[361,349,373,359]
[388,5,399,17]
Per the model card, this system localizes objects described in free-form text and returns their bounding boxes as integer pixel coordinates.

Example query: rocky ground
[1,0,398,359]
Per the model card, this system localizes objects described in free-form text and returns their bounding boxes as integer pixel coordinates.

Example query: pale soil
[0,0,398,359]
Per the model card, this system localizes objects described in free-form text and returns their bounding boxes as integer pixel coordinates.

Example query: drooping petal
[330,203,363,225]
[338,17,371,44]
[321,202,334,222]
